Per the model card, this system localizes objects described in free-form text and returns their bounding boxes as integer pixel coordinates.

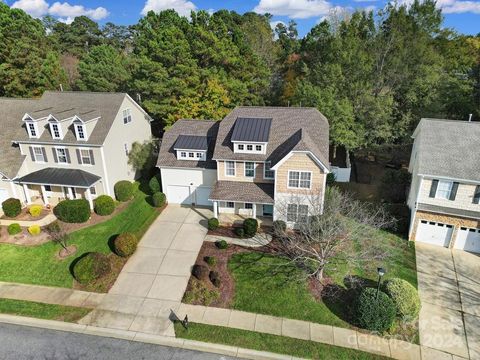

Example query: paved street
[416,243,480,359]
[80,206,213,336]
[0,323,237,360]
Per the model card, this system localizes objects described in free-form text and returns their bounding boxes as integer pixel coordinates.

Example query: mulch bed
[56,245,78,260]
[1,207,50,221]
[207,225,271,239]
[0,226,51,246]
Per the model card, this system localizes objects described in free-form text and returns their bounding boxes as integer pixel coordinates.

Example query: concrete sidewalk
[0,213,57,227]
[0,281,105,308]
[79,206,212,337]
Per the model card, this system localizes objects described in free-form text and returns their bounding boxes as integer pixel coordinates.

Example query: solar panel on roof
[231,117,272,142]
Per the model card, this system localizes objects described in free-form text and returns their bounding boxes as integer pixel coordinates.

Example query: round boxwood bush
[208,218,219,231]
[354,287,396,333]
[192,264,209,280]
[114,181,134,202]
[28,205,43,217]
[209,271,221,288]
[7,223,22,235]
[28,225,41,236]
[273,220,287,235]
[54,199,91,223]
[204,256,217,266]
[234,227,245,238]
[73,252,111,284]
[243,218,258,237]
[384,278,421,320]
[216,239,228,249]
[152,192,166,208]
[149,175,161,194]
[94,195,115,216]
[113,232,138,257]
[2,198,21,218]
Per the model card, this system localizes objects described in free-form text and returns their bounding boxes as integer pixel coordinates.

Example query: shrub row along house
[0,91,152,210]
[407,118,480,253]
[157,107,336,226]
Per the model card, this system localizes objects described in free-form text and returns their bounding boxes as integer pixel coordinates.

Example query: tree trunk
[315,267,324,281]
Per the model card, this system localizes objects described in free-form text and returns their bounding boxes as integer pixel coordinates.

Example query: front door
[263,204,273,217]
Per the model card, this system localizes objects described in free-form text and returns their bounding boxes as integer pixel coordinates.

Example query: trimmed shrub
[45,220,61,234]
[209,271,221,288]
[28,205,43,217]
[2,198,21,218]
[94,195,115,216]
[149,175,161,194]
[207,218,219,231]
[113,233,138,257]
[234,227,245,238]
[73,252,111,284]
[114,181,134,202]
[354,287,396,333]
[243,218,258,237]
[204,256,217,267]
[273,220,287,235]
[7,223,22,235]
[54,199,90,223]
[152,192,166,208]
[192,264,209,280]
[326,172,336,185]
[28,225,41,236]
[384,278,421,320]
[216,239,228,249]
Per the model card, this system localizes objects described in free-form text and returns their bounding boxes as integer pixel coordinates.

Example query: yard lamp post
[376,267,386,300]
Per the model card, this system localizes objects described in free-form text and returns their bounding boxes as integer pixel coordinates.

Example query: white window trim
[435,180,454,200]
[233,142,266,154]
[225,161,236,177]
[79,149,93,166]
[50,122,63,139]
[244,202,253,209]
[244,162,255,178]
[226,201,234,208]
[287,170,313,190]
[75,124,87,141]
[123,108,132,124]
[286,203,309,223]
[54,147,68,164]
[263,161,274,180]
[26,122,39,138]
[32,146,46,163]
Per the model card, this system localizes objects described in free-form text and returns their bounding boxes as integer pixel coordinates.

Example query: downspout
[408,175,423,240]
[99,146,111,196]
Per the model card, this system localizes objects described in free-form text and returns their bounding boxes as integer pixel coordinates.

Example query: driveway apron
[79,206,212,337]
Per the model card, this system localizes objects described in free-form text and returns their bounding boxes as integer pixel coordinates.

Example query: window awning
[17,168,101,188]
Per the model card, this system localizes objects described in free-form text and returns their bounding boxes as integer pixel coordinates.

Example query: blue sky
[6,0,480,36]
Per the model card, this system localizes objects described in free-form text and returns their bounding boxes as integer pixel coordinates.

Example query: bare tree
[46,222,69,251]
[272,187,394,282]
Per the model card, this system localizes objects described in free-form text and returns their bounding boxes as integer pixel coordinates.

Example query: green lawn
[175,322,388,360]
[0,184,159,288]
[0,298,90,322]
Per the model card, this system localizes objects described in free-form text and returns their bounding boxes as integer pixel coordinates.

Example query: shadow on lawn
[68,252,91,279]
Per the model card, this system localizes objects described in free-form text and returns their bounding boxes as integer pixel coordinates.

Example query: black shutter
[29,146,35,161]
[449,182,459,200]
[41,147,48,162]
[429,180,438,198]
[89,150,95,165]
[52,148,58,163]
[473,185,480,204]
[65,149,71,164]
[76,149,82,164]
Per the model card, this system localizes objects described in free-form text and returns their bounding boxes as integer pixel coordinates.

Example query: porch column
[86,188,94,210]
[40,185,49,206]
[23,184,31,205]
[213,201,218,219]
[252,203,257,219]
[67,187,73,200]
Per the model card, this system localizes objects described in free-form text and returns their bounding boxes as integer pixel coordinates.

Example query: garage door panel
[416,220,453,248]
[455,227,480,253]
[166,185,192,205]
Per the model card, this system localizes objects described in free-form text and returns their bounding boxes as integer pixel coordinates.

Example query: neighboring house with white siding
[0,91,152,210]
[407,118,480,253]
[157,107,330,226]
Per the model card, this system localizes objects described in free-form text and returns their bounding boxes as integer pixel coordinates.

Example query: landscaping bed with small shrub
[207,224,269,239]
[0,203,49,221]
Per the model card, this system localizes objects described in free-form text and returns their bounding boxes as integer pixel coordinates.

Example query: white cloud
[10,0,109,20]
[141,0,197,17]
[397,0,480,14]
[269,20,286,30]
[254,0,334,19]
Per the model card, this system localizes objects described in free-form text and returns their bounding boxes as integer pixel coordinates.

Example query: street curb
[0,314,307,360]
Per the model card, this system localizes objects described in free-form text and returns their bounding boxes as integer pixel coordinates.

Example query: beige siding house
[407,118,480,253]
[157,107,330,226]
[0,91,152,209]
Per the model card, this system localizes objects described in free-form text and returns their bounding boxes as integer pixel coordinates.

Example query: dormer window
[231,117,271,155]
[27,122,38,138]
[50,123,62,139]
[75,124,86,141]
[174,135,209,161]
[238,144,244,150]
[234,142,266,154]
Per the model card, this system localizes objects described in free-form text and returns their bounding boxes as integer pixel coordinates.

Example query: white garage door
[0,189,8,204]
[194,186,212,207]
[454,227,480,253]
[416,220,453,247]
[166,185,192,205]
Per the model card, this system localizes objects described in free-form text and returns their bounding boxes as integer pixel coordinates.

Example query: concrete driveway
[80,206,212,336]
[416,243,480,359]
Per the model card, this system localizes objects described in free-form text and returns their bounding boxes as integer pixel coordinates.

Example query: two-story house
[407,118,480,253]
[157,107,330,226]
[0,91,152,210]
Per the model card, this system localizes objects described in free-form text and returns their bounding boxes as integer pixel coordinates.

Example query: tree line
[0,0,478,152]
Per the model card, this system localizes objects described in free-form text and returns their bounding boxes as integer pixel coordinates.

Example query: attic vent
[231,117,272,143]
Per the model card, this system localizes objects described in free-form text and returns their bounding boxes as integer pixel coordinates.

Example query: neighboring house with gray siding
[407,118,480,253]
[0,91,152,209]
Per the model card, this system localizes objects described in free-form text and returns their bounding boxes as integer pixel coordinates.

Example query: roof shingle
[209,181,274,204]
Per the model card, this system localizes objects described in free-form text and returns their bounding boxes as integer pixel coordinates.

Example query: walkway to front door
[79,205,212,336]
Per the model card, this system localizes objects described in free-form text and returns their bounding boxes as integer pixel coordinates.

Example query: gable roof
[414,118,480,182]
[231,117,272,142]
[213,107,329,169]
[157,119,219,170]
[174,135,209,151]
